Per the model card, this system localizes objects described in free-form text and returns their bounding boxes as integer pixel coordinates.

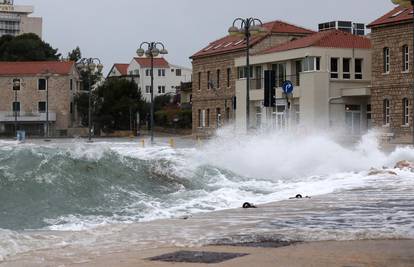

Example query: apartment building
[191,20,314,136]
[234,30,372,135]
[0,0,42,37]
[108,57,192,102]
[0,61,80,136]
[368,6,413,143]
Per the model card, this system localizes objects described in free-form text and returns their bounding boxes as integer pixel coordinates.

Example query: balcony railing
[243,75,300,90]
[0,111,57,122]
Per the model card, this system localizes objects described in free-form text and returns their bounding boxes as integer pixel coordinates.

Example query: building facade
[108,57,192,102]
[234,30,372,135]
[0,61,80,136]
[190,20,314,136]
[0,0,42,37]
[368,6,413,143]
[318,21,365,35]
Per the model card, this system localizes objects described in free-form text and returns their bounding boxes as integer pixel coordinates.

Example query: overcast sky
[17,0,395,72]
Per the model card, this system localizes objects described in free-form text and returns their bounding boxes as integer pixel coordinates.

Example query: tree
[0,33,61,61]
[68,46,82,62]
[93,79,144,132]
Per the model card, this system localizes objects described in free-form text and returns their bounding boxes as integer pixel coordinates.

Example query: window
[256,107,262,129]
[206,109,210,127]
[145,85,151,94]
[12,78,20,90]
[70,102,73,114]
[216,108,221,128]
[158,69,165,76]
[176,69,182,76]
[207,71,211,89]
[403,98,409,126]
[295,60,302,85]
[198,109,202,127]
[367,104,372,120]
[145,69,152,76]
[38,101,46,113]
[198,72,201,91]
[12,102,20,112]
[272,63,286,87]
[158,86,165,94]
[383,99,390,126]
[330,58,339,78]
[343,58,351,79]
[237,66,253,79]
[70,79,73,90]
[216,69,220,88]
[403,45,409,72]
[227,68,231,87]
[355,59,363,79]
[38,78,47,90]
[226,107,230,122]
[384,47,390,73]
[202,110,206,127]
[303,57,320,72]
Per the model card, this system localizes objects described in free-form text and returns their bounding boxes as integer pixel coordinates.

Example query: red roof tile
[191,20,314,58]
[113,63,129,76]
[0,61,75,76]
[368,6,413,28]
[260,30,371,54]
[134,57,170,68]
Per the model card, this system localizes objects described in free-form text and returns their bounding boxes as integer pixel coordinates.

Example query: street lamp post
[12,79,20,136]
[136,42,168,145]
[77,58,104,142]
[392,0,414,144]
[229,18,266,130]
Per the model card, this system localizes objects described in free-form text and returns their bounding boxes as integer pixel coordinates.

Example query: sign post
[282,81,294,129]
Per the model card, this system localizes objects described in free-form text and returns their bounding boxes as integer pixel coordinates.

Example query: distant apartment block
[0,0,42,37]
[319,21,365,36]
[108,57,192,102]
[0,61,80,136]
[368,6,413,143]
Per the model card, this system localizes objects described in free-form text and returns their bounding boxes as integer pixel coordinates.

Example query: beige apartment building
[234,30,372,135]
[191,20,314,136]
[0,0,42,37]
[0,61,80,136]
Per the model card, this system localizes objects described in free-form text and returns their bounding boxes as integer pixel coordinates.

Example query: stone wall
[370,22,413,143]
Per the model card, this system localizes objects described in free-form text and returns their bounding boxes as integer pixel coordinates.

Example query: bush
[154,109,192,129]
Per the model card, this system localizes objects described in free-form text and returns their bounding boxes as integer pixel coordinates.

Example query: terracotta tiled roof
[113,63,129,76]
[368,6,413,28]
[191,20,315,58]
[260,30,371,54]
[134,57,170,68]
[0,61,75,76]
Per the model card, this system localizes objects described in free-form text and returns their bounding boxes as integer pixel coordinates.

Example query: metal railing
[245,74,300,90]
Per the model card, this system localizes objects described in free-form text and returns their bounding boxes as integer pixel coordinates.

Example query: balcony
[0,111,57,122]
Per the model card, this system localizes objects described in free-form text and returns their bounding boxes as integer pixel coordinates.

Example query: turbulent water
[0,129,414,260]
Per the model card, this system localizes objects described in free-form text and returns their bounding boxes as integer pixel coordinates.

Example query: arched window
[383,99,390,126]
[403,98,409,126]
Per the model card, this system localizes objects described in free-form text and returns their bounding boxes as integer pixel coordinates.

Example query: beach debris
[242,202,257,209]
[289,194,311,200]
[394,160,414,170]
[178,215,191,220]
[368,168,397,176]
[148,251,249,264]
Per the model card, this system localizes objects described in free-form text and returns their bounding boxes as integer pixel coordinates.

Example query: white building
[235,30,372,136]
[109,57,192,102]
[0,0,42,37]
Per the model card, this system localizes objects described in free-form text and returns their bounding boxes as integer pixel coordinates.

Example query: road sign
[282,80,294,94]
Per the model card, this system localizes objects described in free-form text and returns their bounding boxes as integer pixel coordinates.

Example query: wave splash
[0,130,413,233]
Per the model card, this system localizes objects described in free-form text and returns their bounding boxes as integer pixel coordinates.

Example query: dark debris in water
[147,251,249,264]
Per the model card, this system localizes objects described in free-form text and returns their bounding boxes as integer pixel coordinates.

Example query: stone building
[0,61,80,136]
[190,20,314,136]
[368,6,413,143]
